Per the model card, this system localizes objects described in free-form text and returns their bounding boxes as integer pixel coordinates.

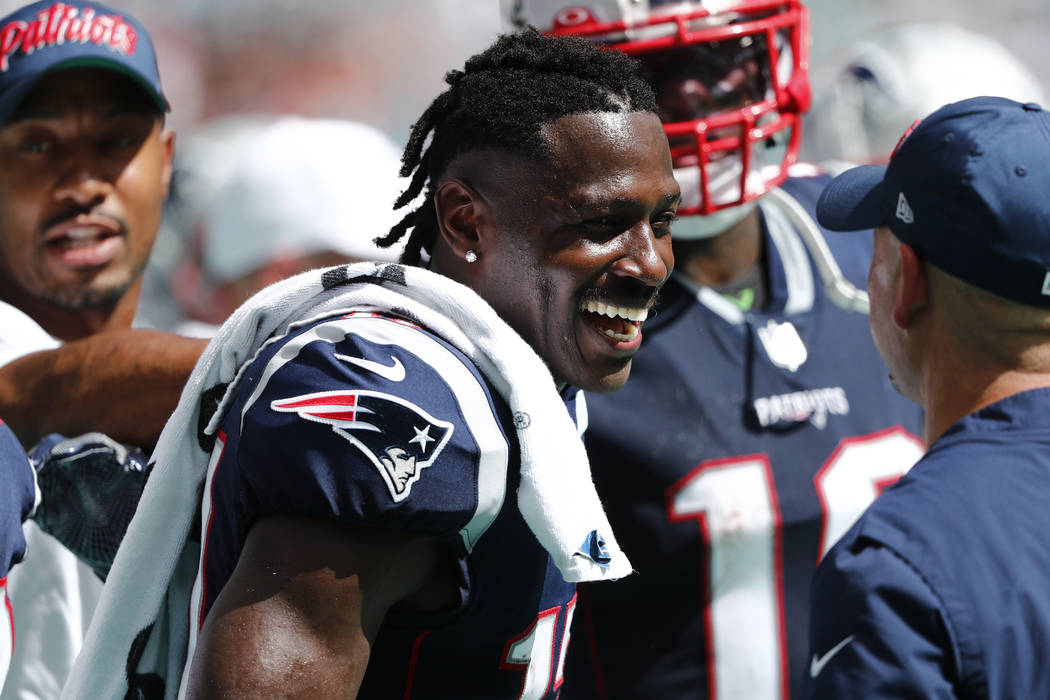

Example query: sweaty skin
[431,110,679,394]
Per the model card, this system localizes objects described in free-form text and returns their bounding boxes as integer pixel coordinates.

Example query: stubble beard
[39,271,136,311]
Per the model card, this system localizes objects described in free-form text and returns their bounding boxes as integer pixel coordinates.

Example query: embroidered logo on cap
[896,192,914,224]
[0,4,138,73]
[1041,271,1050,297]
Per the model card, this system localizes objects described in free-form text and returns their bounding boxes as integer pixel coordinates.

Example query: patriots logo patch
[271,390,453,502]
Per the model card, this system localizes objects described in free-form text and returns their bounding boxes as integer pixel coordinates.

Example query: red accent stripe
[274,394,358,409]
[304,410,358,422]
[890,119,922,161]
[402,630,432,700]
[764,459,790,700]
[1,578,12,651]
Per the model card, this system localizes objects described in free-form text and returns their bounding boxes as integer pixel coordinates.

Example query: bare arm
[0,329,208,449]
[186,515,453,699]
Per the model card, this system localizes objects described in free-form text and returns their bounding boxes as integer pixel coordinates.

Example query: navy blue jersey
[803,387,1050,700]
[0,421,31,576]
[198,312,579,699]
[0,420,34,682]
[564,176,925,700]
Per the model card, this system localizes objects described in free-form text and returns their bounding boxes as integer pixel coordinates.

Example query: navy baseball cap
[817,96,1050,307]
[0,0,169,124]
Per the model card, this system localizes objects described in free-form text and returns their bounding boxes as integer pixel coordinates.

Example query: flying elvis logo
[1,4,138,72]
[271,390,453,502]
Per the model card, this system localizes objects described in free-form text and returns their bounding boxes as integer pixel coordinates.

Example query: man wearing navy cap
[803,96,1050,698]
[0,2,205,697]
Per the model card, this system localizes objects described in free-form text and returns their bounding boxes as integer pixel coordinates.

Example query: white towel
[62,262,631,700]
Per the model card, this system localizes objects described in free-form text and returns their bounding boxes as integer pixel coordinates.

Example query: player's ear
[434,178,484,260]
[893,242,928,329]
[160,129,175,196]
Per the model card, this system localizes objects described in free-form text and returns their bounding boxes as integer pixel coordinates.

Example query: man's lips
[42,215,125,269]
[43,214,122,245]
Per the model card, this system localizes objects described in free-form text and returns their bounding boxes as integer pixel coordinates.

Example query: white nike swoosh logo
[334,353,406,382]
[809,635,854,678]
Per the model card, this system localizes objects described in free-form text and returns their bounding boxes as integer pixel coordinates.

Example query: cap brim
[59,57,170,114]
[816,164,887,231]
[0,58,169,125]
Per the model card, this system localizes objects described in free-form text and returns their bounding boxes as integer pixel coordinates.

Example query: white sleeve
[0,302,60,367]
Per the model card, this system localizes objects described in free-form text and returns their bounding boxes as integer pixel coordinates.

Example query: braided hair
[374,28,659,266]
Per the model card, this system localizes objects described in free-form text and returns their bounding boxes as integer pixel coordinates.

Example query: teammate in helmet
[504,2,924,698]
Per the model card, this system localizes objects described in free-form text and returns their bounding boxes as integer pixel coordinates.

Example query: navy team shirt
[200,311,579,698]
[564,175,925,699]
[0,420,34,683]
[804,387,1050,699]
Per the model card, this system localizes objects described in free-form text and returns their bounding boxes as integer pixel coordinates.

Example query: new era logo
[1042,271,1050,297]
[896,193,914,224]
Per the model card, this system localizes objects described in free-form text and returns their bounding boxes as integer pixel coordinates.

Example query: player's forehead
[6,67,159,124]
[542,110,661,163]
[539,110,677,197]
[452,110,675,210]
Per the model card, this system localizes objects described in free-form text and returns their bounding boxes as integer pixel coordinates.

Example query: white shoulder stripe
[759,190,815,315]
[186,434,229,673]
[239,315,509,552]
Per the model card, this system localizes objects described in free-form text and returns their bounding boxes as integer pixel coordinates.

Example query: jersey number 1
[501,594,577,700]
[666,427,923,700]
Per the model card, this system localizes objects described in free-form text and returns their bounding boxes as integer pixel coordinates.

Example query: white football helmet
[804,22,1047,168]
[503,0,812,238]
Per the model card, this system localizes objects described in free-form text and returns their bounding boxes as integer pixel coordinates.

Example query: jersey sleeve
[0,422,34,574]
[802,535,959,699]
[229,315,511,552]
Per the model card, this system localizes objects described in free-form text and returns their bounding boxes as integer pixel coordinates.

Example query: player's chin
[43,275,134,310]
[571,357,634,395]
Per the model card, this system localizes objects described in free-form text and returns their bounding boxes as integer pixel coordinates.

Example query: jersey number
[501,594,577,700]
[666,427,922,700]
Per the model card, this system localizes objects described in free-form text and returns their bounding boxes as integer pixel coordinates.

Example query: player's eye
[575,215,631,241]
[652,211,677,236]
[18,136,53,155]
[97,117,153,153]
[98,131,145,152]
[102,135,135,148]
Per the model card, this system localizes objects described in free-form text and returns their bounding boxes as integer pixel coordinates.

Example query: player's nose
[612,223,673,287]
[53,153,114,206]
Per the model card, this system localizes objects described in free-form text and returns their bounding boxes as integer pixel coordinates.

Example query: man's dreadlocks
[374,28,659,265]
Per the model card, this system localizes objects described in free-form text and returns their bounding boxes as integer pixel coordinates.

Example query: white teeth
[625,307,648,322]
[581,300,649,323]
[603,325,639,341]
[65,227,100,241]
